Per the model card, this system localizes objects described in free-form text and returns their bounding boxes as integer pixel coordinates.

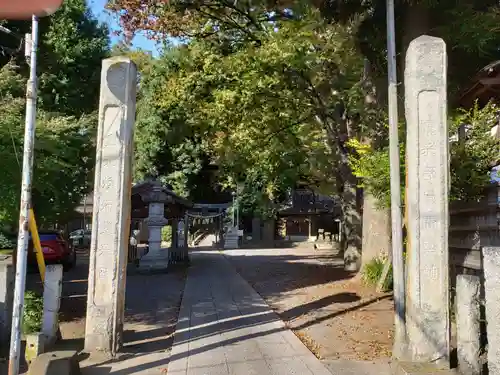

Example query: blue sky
[87,0,162,56]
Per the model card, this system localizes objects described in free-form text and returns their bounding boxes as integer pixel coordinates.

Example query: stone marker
[405,35,450,365]
[0,255,14,351]
[456,274,481,375]
[252,217,261,242]
[482,246,500,374]
[27,350,80,375]
[42,264,63,347]
[85,57,137,355]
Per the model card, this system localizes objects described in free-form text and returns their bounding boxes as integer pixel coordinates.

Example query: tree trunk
[341,169,363,272]
[358,58,392,272]
[360,192,391,272]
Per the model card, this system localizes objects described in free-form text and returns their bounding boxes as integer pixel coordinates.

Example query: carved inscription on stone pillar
[405,35,450,366]
[85,57,137,355]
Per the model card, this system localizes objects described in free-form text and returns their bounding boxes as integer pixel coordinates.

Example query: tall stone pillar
[138,181,169,272]
[170,219,180,263]
[181,213,189,261]
[85,57,136,355]
[405,35,450,365]
[177,219,185,248]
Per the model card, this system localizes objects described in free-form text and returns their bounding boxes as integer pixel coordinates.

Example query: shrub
[0,232,14,250]
[22,291,43,334]
[362,257,393,291]
[161,226,172,242]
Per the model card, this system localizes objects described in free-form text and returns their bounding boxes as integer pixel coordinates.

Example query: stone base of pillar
[136,247,169,273]
[169,246,190,265]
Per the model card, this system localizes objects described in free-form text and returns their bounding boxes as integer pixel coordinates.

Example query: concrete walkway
[167,249,334,375]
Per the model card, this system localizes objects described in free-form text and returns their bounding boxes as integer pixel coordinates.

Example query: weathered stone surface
[0,255,14,351]
[25,333,46,366]
[456,274,481,375]
[262,220,274,244]
[27,350,80,375]
[42,264,63,347]
[138,183,169,271]
[482,246,500,375]
[85,57,137,354]
[322,359,392,375]
[393,362,457,375]
[361,193,391,269]
[252,217,261,242]
[405,35,450,365]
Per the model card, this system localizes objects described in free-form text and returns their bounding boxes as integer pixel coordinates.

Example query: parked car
[28,230,76,271]
[69,229,91,249]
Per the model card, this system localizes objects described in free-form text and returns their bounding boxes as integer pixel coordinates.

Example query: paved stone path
[167,249,334,375]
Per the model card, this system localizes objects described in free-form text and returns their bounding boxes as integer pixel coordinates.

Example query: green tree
[1,0,110,116]
[113,0,500,271]
[0,64,96,226]
[133,14,381,271]
[348,102,500,207]
[0,0,107,226]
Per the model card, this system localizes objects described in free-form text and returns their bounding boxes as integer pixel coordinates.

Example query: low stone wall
[449,186,499,374]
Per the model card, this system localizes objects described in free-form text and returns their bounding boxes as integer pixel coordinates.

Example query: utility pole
[386,0,407,359]
[236,186,240,229]
[9,15,39,375]
[231,191,236,227]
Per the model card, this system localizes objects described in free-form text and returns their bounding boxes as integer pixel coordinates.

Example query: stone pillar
[139,220,149,244]
[183,214,189,248]
[405,36,450,365]
[138,182,169,272]
[252,217,261,242]
[482,247,500,374]
[0,255,14,350]
[42,264,63,347]
[456,274,481,375]
[85,57,136,355]
[182,213,189,261]
[308,216,312,240]
[177,219,185,248]
[262,220,275,244]
[170,219,180,263]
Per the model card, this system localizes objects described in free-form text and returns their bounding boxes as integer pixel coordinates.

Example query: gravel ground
[223,246,394,363]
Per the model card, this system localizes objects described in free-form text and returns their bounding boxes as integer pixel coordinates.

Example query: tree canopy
[116,0,500,269]
[1,0,109,116]
[0,0,109,227]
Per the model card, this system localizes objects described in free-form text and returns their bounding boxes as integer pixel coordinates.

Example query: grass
[362,257,393,291]
[0,249,13,255]
[22,291,43,334]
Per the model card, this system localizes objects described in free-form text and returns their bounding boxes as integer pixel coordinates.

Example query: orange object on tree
[0,0,62,19]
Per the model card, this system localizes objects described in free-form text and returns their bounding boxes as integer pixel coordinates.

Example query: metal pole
[8,15,39,375]
[83,193,87,230]
[386,0,407,359]
[232,194,235,227]
[236,188,239,229]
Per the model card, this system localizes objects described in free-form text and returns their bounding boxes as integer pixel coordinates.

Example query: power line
[0,24,24,57]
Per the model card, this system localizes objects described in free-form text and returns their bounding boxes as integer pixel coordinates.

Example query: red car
[28,230,76,271]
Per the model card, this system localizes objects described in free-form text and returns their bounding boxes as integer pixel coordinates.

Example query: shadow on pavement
[281,292,361,321]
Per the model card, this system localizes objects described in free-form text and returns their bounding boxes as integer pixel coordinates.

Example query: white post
[9,16,39,375]
[42,264,63,346]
